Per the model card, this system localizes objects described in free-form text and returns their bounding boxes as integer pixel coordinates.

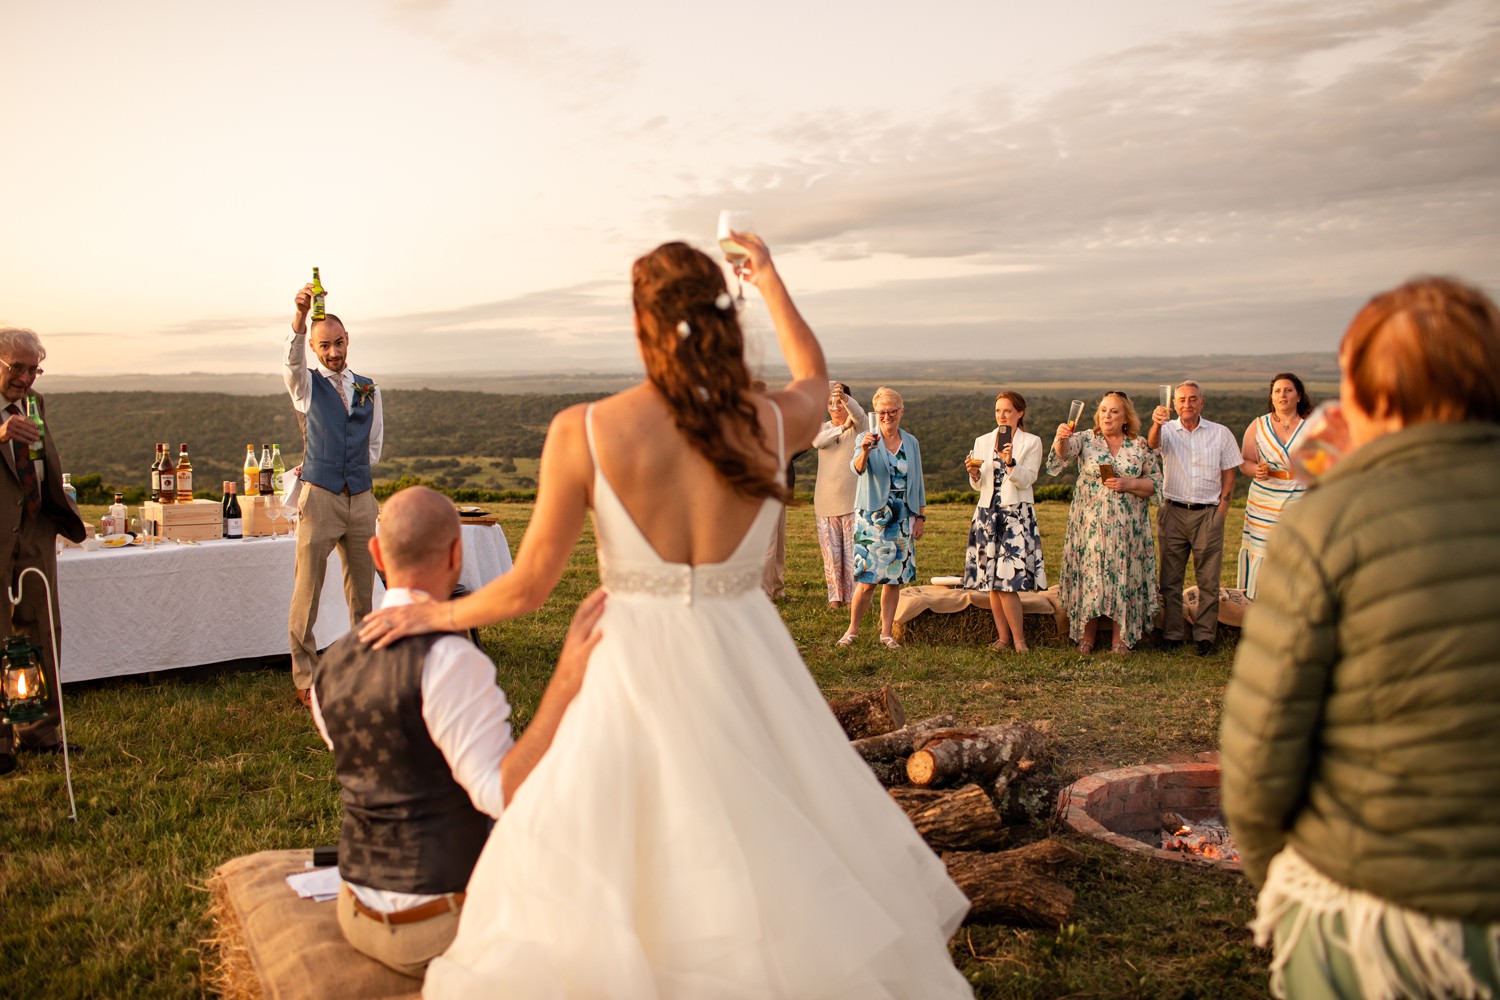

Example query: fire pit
[1058,760,1243,873]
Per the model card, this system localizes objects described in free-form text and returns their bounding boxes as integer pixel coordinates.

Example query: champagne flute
[1067,399,1085,430]
[716,210,755,304]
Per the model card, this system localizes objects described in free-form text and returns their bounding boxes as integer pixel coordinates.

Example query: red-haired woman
[362,237,972,997]
[1223,276,1500,1000]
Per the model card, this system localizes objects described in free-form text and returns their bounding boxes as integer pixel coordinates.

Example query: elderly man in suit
[0,328,86,777]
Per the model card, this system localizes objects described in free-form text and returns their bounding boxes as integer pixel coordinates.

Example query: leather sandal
[989,638,1013,651]
[1076,640,1095,655]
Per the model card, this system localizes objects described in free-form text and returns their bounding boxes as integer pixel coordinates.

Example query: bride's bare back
[588,383,784,566]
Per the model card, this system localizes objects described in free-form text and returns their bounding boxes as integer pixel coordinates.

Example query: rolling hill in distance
[44,353,1336,504]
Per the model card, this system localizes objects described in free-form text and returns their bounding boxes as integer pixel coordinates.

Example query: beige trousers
[336,884,462,979]
[288,484,377,689]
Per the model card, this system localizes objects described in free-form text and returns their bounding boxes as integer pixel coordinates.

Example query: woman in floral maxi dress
[1045,392,1161,653]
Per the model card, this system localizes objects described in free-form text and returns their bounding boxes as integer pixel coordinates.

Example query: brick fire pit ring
[1059,761,1243,873]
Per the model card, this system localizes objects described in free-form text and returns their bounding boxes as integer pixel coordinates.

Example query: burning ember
[1159,812,1240,864]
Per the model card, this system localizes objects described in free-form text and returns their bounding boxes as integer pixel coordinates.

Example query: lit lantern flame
[16,672,26,697]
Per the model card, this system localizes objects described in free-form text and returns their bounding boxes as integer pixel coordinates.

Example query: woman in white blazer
[962,390,1048,650]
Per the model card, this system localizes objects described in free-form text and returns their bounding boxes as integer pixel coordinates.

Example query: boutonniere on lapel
[353,381,377,407]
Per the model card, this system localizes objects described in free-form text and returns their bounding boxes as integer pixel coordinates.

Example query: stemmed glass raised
[716,210,756,304]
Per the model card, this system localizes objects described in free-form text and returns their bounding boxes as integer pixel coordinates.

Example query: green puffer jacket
[1221,421,1500,920]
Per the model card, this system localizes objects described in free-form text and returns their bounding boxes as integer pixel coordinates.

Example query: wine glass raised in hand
[1067,399,1086,430]
[716,210,756,304]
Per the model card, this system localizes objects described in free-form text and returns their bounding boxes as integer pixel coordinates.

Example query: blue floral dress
[853,446,916,585]
[963,463,1047,592]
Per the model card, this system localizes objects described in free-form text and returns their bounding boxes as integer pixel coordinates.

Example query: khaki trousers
[1157,503,1226,642]
[289,484,377,689]
[336,884,462,979]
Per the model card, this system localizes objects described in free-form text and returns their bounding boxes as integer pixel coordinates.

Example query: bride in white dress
[360,235,973,998]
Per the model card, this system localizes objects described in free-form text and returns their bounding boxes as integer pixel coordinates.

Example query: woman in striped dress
[1236,372,1311,599]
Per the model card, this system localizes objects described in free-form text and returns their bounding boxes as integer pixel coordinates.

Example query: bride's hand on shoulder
[359,594,442,650]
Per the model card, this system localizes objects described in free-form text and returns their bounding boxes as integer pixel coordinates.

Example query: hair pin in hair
[715,292,733,311]
[695,385,710,402]
[677,320,692,338]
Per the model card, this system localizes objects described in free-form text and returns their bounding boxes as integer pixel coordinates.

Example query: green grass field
[2,501,1263,998]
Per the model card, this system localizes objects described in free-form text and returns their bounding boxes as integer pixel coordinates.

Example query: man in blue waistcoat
[284,281,383,705]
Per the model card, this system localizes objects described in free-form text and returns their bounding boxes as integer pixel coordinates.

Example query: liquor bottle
[62,472,77,506]
[311,267,326,321]
[150,444,163,503]
[159,442,177,503]
[176,443,194,503]
[110,492,128,536]
[258,444,274,497]
[24,396,43,460]
[271,444,286,495]
[243,444,259,496]
[223,482,243,540]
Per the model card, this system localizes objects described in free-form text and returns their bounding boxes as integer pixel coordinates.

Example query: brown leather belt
[1266,469,1295,480]
[350,890,465,925]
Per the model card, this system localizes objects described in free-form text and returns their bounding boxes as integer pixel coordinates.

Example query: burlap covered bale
[893,587,1070,647]
[206,850,421,1000]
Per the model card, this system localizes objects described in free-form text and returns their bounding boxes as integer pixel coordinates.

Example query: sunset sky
[3,0,1496,377]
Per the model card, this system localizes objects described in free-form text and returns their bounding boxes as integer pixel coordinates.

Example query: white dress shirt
[312,588,515,911]
[283,326,383,466]
[1155,417,1241,504]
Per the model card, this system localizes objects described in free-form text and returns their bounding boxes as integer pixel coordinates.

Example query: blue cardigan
[851,429,925,516]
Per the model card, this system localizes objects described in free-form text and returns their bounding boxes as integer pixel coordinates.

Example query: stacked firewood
[829,686,1080,927]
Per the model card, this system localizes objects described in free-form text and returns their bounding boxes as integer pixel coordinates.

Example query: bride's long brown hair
[631,242,786,502]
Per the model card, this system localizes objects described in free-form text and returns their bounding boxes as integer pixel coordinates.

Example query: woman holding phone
[1046,392,1161,654]
[962,391,1047,650]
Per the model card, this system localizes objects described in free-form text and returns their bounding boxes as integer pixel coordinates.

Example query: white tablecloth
[457,522,513,593]
[55,536,381,683]
[53,522,511,683]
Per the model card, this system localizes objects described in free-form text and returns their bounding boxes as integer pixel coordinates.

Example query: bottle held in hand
[24,395,43,460]
[311,267,326,321]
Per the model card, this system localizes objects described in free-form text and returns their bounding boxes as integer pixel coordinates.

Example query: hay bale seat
[892,586,1070,646]
[892,584,1249,648]
[207,850,420,1000]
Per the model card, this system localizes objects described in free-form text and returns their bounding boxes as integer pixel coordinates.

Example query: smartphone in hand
[1099,462,1116,481]
[995,425,1014,453]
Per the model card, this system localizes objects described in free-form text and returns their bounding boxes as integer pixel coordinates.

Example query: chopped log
[865,758,909,788]
[888,787,949,812]
[903,783,1006,852]
[945,840,1082,927]
[828,686,907,740]
[906,722,1047,788]
[850,715,957,765]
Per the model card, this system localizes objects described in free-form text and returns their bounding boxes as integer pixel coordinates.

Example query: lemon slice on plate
[102,534,133,548]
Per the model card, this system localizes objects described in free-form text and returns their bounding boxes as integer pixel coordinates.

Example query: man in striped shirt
[1148,381,1242,655]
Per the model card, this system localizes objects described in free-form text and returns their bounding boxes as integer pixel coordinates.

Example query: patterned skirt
[963,501,1047,592]
[853,496,915,586]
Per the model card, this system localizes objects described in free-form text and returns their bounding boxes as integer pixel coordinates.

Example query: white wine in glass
[716,210,755,302]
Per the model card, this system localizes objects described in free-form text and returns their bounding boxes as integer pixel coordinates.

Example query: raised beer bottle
[223,481,243,540]
[176,443,194,502]
[311,267,326,322]
[24,396,43,461]
[243,444,259,496]
[258,444,274,497]
[159,442,176,503]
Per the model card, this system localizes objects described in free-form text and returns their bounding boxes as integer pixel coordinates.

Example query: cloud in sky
[5,0,1496,375]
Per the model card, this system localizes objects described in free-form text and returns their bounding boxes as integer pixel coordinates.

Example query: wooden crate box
[144,499,223,541]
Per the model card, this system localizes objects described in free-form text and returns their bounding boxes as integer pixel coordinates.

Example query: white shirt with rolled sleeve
[312,588,514,913]
[1155,417,1241,505]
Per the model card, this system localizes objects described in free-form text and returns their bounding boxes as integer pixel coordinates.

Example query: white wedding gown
[424,404,973,999]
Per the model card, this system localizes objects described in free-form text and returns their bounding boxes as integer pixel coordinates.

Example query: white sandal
[879,635,901,650]
[836,630,858,648]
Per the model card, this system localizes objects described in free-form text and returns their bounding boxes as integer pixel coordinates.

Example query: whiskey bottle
[159,442,176,503]
[176,443,194,503]
[150,444,163,503]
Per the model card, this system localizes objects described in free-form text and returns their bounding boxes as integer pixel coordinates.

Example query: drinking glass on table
[266,496,286,537]
[716,210,755,304]
[1066,399,1085,430]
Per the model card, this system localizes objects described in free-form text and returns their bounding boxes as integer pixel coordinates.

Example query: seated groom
[311,485,603,978]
